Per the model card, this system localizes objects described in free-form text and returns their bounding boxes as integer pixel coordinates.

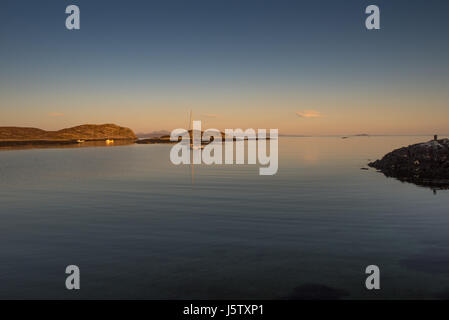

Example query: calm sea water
[1,136,449,299]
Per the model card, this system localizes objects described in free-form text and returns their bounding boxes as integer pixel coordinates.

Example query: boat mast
[188,110,192,131]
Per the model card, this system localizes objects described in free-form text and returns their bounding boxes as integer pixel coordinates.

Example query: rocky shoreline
[0,138,136,148]
[0,140,78,147]
[368,138,449,189]
[136,137,177,144]
[135,132,271,145]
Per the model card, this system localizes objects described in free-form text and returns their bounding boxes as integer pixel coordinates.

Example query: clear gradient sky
[1,0,448,135]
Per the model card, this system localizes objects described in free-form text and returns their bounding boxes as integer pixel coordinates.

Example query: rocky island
[368,137,449,189]
[0,124,137,148]
[136,130,224,145]
[135,130,270,145]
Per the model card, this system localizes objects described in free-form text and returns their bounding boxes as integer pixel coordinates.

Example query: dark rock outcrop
[136,137,177,144]
[368,139,449,188]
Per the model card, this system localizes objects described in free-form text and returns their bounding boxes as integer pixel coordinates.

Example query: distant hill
[136,130,170,138]
[0,124,137,141]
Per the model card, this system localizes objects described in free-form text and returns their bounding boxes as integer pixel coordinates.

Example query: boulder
[368,139,449,188]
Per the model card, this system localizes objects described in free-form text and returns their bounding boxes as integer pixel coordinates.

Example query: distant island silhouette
[0,124,136,147]
[136,130,171,139]
[0,125,271,149]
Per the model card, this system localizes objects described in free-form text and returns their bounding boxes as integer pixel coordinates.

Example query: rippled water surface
[1,136,448,299]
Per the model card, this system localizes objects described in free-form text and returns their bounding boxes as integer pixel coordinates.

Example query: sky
[1,0,448,135]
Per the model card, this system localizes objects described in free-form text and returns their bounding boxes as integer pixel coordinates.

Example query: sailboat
[188,110,204,150]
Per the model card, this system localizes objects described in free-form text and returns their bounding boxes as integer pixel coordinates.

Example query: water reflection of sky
[0,136,448,299]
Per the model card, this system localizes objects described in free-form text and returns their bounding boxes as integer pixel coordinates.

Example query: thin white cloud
[296,110,322,118]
